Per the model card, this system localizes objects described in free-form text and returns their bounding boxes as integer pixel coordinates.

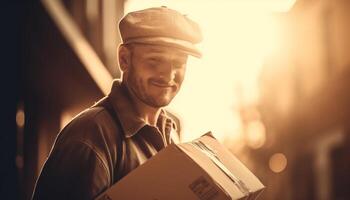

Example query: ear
[118,45,131,72]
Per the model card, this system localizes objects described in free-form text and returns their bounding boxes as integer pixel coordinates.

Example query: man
[32,6,202,199]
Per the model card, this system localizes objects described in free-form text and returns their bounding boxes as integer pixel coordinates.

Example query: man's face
[122,44,188,108]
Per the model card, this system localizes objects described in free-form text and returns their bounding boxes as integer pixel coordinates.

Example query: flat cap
[119,6,202,58]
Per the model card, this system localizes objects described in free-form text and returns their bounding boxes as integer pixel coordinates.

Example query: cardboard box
[96,132,265,200]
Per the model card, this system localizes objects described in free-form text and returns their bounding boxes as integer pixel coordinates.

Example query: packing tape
[190,140,251,197]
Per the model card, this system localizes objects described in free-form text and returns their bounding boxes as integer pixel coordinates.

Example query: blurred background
[2,0,350,199]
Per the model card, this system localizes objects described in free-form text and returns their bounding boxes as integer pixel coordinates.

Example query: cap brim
[125,37,202,58]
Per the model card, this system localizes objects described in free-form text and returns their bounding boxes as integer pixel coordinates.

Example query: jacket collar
[108,80,176,138]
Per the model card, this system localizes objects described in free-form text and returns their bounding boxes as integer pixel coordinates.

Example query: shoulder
[34,108,114,198]
[72,106,115,129]
[55,105,121,154]
[60,107,113,136]
[50,104,122,174]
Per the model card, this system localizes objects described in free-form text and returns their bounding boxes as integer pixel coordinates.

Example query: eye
[173,61,186,69]
[146,58,160,67]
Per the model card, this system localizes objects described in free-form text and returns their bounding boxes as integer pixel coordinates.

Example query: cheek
[128,65,149,82]
[175,69,186,84]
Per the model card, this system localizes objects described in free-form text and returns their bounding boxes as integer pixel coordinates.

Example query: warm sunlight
[124,0,296,143]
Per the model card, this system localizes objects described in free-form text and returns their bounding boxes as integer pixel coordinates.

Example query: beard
[125,64,179,108]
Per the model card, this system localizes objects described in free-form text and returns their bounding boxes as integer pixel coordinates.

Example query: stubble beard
[126,65,176,108]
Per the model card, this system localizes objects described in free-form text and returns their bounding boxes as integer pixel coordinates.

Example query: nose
[158,63,176,83]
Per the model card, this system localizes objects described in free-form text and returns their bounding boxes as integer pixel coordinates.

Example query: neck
[136,103,161,126]
[123,83,161,126]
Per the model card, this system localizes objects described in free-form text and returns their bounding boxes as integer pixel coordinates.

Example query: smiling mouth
[150,80,175,88]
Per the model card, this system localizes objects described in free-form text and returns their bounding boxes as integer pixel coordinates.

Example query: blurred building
[18,1,124,199]
[247,0,350,199]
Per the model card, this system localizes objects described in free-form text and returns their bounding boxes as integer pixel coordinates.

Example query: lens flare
[269,153,288,173]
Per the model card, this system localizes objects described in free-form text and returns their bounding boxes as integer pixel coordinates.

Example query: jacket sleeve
[32,139,110,200]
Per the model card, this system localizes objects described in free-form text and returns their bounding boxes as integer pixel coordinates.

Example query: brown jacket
[32,80,180,200]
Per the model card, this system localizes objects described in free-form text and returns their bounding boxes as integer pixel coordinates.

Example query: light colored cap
[119,6,203,58]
